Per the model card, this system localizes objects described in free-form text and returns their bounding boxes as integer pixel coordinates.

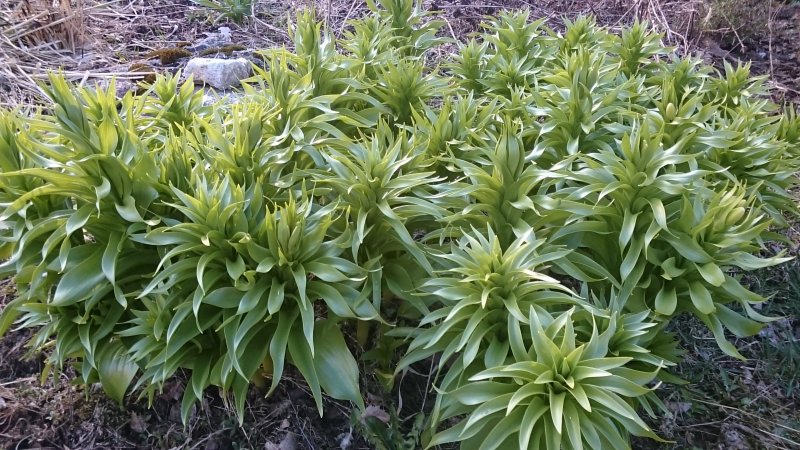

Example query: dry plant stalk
[5,0,85,51]
[0,0,87,107]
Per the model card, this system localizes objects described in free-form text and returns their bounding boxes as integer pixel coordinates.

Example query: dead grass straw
[1,0,89,106]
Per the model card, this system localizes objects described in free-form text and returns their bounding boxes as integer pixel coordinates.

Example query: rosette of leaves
[305,123,446,380]
[708,61,769,112]
[611,20,668,78]
[429,308,663,450]
[366,0,447,57]
[412,95,499,177]
[444,123,542,245]
[646,186,788,357]
[696,103,799,225]
[571,290,683,385]
[442,121,591,247]
[340,11,395,75]
[395,226,579,394]
[696,64,799,223]
[312,123,444,304]
[183,99,325,192]
[141,72,209,134]
[466,11,555,98]
[449,39,490,94]
[442,120,618,285]
[190,0,253,25]
[0,111,50,260]
[130,179,372,420]
[777,105,800,146]
[371,56,447,125]
[0,76,164,403]
[547,119,790,357]
[533,46,642,166]
[278,11,351,87]
[643,56,715,150]
[284,9,349,99]
[243,55,358,165]
[557,16,615,60]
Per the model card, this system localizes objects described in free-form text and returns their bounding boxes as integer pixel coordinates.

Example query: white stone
[184,57,251,90]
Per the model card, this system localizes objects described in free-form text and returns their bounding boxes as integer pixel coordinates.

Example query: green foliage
[0,2,797,449]
[191,0,253,24]
[354,409,426,450]
[430,308,664,450]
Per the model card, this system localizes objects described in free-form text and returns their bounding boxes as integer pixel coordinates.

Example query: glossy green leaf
[97,346,139,406]
[654,286,677,316]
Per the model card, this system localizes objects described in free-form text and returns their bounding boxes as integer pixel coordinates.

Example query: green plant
[355,408,426,450]
[0,2,797,450]
[395,225,582,389]
[543,118,791,358]
[430,308,664,450]
[191,0,253,24]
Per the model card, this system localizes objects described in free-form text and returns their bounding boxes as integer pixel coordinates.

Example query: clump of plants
[1,1,797,449]
[191,0,253,24]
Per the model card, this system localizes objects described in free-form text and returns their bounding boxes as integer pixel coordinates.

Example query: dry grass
[0,0,291,108]
[0,0,87,107]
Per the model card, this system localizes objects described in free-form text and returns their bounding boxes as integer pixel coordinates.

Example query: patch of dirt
[0,359,380,449]
[698,2,800,104]
[0,278,434,449]
[0,281,43,381]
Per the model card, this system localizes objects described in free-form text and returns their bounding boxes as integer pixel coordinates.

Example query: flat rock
[184,57,251,90]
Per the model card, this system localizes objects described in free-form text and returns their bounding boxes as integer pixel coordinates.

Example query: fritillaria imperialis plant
[1,1,798,449]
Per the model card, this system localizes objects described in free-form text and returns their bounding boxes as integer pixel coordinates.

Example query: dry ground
[0,1,799,449]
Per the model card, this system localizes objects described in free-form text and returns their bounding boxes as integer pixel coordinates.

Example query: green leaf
[97,346,138,406]
[619,210,639,249]
[102,231,124,286]
[477,407,525,450]
[226,254,246,282]
[451,382,515,406]
[203,287,242,309]
[181,383,198,425]
[549,391,566,433]
[696,262,725,287]
[267,309,298,396]
[663,233,712,263]
[0,297,24,337]
[313,320,365,410]
[65,204,94,236]
[53,245,106,306]
[563,401,584,450]
[288,324,324,415]
[688,281,715,314]
[654,286,677,316]
[115,195,144,223]
[715,304,763,337]
[237,277,269,315]
[700,313,745,360]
